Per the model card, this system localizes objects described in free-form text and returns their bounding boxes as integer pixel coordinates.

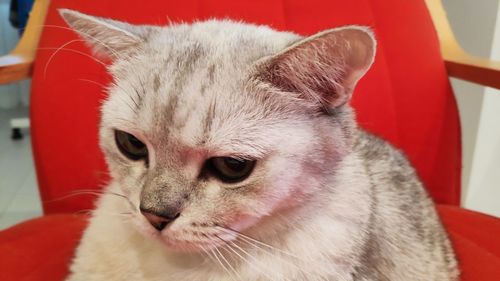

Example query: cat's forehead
[112,20,299,81]
[103,21,302,157]
[149,20,299,62]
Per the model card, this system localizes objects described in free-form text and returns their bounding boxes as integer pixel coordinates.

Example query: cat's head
[60,9,375,252]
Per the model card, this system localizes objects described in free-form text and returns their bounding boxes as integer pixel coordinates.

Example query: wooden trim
[0,0,50,84]
[11,0,51,60]
[425,0,500,89]
[0,62,33,84]
[4,0,499,88]
[446,60,500,89]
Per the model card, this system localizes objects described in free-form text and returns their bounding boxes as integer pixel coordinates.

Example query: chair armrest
[425,0,500,89]
[0,0,50,85]
[0,55,33,84]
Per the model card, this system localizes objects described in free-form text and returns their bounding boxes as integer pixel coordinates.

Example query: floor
[0,107,42,230]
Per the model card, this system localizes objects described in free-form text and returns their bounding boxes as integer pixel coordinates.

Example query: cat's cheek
[261,174,303,208]
[227,214,260,232]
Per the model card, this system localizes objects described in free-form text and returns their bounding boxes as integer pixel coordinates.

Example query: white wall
[443,0,500,217]
[465,5,500,217]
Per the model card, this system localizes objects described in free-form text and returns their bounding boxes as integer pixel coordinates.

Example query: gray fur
[59,9,458,281]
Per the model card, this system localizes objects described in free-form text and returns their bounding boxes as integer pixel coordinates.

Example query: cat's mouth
[132,209,254,253]
[135,216,239,253]
[157,228,238,252]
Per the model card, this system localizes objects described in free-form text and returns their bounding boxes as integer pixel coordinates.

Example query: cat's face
[60,10,375,252]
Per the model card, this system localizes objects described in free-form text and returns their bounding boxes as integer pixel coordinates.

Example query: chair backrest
[31,0,461,214]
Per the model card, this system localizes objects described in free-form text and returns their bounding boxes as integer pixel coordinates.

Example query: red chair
[1,0,499,280]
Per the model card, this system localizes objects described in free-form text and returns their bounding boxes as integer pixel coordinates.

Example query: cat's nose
[139,205,181,231]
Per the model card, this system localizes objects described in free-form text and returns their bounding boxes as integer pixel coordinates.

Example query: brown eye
[209,157,256,183]
[115,130,148,161]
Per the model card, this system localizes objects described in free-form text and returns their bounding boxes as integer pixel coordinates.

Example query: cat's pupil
[128,135,144,148]
[115,130,148,161]
[224,158,246,171]
[208,157,256,183]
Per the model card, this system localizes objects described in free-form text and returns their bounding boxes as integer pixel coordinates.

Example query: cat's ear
[58,9,152,59]
[261,26,376,110]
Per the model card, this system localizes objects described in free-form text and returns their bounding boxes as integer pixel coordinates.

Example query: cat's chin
[159,238,226,253]
[133,219,238,253]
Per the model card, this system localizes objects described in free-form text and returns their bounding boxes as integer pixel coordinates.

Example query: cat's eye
[115,130,148,161]
[208,157,256,183]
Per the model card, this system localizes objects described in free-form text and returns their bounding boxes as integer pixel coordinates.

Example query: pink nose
[140,206,180,231]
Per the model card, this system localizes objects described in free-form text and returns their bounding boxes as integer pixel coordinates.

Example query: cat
[60,9,459,281]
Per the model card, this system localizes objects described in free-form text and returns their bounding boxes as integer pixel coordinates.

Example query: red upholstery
[1,206,499,281]
[31,0,460,214]
[436,205,500,281]
[2,0,498,280]
[0,214,88,281]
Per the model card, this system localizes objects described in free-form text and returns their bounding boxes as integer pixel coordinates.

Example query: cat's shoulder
[354,129,413,170]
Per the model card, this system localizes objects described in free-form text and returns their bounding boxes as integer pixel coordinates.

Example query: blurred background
[0,0,499,230]
[0,0,40,229]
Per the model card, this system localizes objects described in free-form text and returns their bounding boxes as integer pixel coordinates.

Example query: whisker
[44,189,136,211]
[39,24,122,77]
[113,117,137,127]
[214,246,242,281]
[44,39,84,78]
[78,78,107,89]
[205,248,235,281]
[198,246,214,265]
[128,79,142,109]
[215,235,278,281]
[115,94,139,114]
[44,190,105,203]
[107,81,143,115]
[81,210,134,217]
[68,188,106,194]
[217,226,304,261]
[217,228,335,280]
[38,47,106,66]
[105,191,136,211]
[200,246,227,277]
[235,236,330,280]
[72,206,134,223]
[100,212,134,217]
[73,208,94,215]
[200,246,217,264]
[40,24,121,57]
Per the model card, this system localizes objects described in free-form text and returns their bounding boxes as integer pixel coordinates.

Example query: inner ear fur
[260,26,376,110]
